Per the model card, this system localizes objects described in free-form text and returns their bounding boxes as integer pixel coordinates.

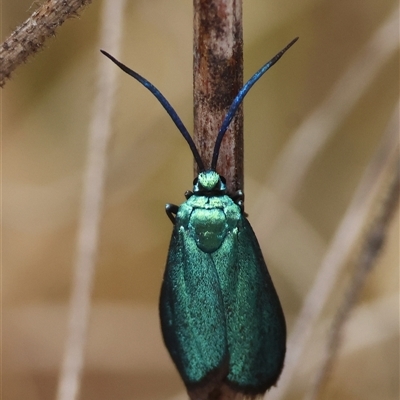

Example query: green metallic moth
[101,37,297,399]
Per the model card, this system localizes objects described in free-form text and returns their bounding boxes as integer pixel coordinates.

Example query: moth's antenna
[211,37,299,171]
[101,50,205,171]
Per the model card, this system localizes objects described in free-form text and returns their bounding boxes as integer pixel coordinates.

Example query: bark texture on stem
[0,0,92,87]
[193,0,243,195]
[191,3,244,399]
[192,5,244,400]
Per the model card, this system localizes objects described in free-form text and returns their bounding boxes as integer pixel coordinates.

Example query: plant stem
[0,0,93,87]
[193,0,243,194]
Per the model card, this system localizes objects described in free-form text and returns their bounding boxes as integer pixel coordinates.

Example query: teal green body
[160,171,286,396]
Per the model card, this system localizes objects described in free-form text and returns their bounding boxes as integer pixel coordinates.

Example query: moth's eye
[220,176,226,184]
[193,177,198,185]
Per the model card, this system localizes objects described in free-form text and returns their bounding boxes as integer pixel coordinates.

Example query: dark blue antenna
[211,37,299,171]
[101,50,206,171]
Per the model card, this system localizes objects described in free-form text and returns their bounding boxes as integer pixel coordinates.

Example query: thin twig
[193,0,243,194]
[266,100,399,400]
[55,1,127,400]
[305,137,399,399]
[0,0,93,87]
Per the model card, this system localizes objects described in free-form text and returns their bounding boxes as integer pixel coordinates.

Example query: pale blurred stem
[265,7,399,400]
[264,5,398,220]
[0,0,93,87]
[193,0,243,195]
[55,1,126,400]
[267,97,399,400]
[306,157,399,400]
[268,103,399,400]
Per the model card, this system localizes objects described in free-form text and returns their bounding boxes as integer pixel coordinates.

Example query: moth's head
[193,170,226,194]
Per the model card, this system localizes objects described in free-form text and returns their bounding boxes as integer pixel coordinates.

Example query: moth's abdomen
[189,208,228,253]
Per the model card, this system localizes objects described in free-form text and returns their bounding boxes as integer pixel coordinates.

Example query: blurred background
[2,1,399,399]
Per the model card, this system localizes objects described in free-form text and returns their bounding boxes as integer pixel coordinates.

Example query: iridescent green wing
[224,217,286,394]
[159,222,229,389]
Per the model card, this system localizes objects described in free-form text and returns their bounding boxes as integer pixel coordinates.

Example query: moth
[101,37,297,399]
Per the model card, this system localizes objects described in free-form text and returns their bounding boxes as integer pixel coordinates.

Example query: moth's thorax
[193,170,227,195]
[177,194,241,253]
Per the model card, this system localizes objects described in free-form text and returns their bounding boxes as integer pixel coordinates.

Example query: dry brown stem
[0,0,92,87]
[307,148,399,400]
[192,2,245,399]
[193,0,243,194]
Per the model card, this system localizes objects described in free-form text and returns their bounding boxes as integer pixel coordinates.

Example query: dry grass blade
[304,109,399,400]
[267,100,399,400]
[263,7,399,398]
[254,5,399,234]
[55,1,127,400]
